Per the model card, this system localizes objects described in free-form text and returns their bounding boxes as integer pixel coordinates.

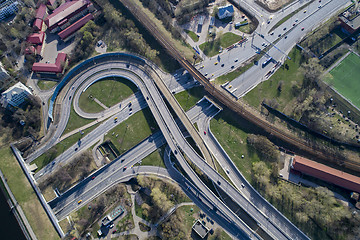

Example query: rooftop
[339,4,360,31]
[27,31,45,44]
[32,52,67,73]
[192,220,209,239]
[291,156,360,193]
[45,0,89,28]
[35,3,47,19]
[58,13,93,40]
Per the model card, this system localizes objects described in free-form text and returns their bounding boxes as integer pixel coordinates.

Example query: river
[0,186,26,240]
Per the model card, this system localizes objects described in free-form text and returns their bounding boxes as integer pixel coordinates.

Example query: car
[226,169,230,174]
[234,58,238,62]
[301,27,305,31]
[204,131,206,135]
[293,23,296,26]
[283,27,287,31]
[92,176,95,180]
[129,108,132,111]
[295,19,298,22]
[146,96,149,100]
[231,65,234,69]
[109,223,114,229]
[318,5,321,8]
[241,183,245,188]
[121,159,125,162]
[270,32,274,35]
[267,20,270,24]
[278,34,281,37]
[304,9,307,13]
[214,62,218,65]
[221,64,224,67]
[174,150,178,154]
[262,42,265,46]
[75,147,78,151]
[69,96,71,100]
[112,230,117,234]
[128,101,132,107]
[284,36,288,39]
[204,73,208,76]
[78,200,82,204]
[229,21,233,24]
[217,180,221,185]
[123,167,127,171]
[114,117,118,121]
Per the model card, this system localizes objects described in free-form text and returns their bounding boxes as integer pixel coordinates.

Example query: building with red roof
[44,0,93,32]
[58,13,93,41]
[32,52,67,74]
[33,18,43,31]
[27,32,45,44]
[35,4,47,19]
[291,156,360,193]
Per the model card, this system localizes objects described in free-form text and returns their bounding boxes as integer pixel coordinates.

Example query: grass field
[105,108,159,155]
[0,147,59,240]
[199,32,242,57]
[210,109,261,181]
[63,106,94,135]
[174,87,205,111]
[243,47,304,114]
[137,146,165,168]
[37,80,58,90]
[325,52,360,109]
[79,77,138,113]
[185,30,199,42]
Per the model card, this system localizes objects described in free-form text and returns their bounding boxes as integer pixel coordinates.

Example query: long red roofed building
[44,0,93,32]
[58,13,93,41]
[32,52,67,74]
[291,156,360,193]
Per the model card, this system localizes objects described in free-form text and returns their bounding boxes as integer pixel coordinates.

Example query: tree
[301,58,324,90]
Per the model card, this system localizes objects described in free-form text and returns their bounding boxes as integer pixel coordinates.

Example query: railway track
[120,0,360,173]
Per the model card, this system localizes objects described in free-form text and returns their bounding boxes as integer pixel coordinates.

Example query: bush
[247,134,279,162]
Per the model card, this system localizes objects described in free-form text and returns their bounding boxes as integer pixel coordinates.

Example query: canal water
[0,187,26,240]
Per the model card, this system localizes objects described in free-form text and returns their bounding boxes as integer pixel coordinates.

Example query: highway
[43,53,308,239]
[42,55,262,239]
[223,0,350,97]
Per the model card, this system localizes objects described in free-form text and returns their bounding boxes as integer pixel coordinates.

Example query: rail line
[120,0,360,173]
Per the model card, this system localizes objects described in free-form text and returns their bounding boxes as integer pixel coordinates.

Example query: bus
[262,57,273,68]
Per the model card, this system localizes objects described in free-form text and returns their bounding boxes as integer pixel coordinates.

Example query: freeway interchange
[21,0,352,239]
[28,53,308,240]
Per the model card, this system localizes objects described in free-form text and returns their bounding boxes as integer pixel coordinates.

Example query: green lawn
[185,30,199,42]
[79,77,138,113]
[63,106,94,135]
[215,62,253,85]
[0,147,59,240]
[37,80,58,90]
[138,146,165,168]
[105,108,159,155]
[174,87,205,111]
[199,32,242,57]
[310,31,343,55]
[324,52,360,108]
[243,47,304,114]
[210,109,261,181]
[33,124,99,171]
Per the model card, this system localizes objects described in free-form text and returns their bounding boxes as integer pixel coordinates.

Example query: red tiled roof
[27,32,45,44]
[292,156,360,193]
[58,13,93,40]
[45,0,89,28]
[33,18,43,31]
[35,4,47,19]
[32,53,67,73]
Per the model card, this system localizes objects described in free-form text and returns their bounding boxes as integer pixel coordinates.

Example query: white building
[1,82,32,109]
[0,61,10,82]
[217,5,234,20]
